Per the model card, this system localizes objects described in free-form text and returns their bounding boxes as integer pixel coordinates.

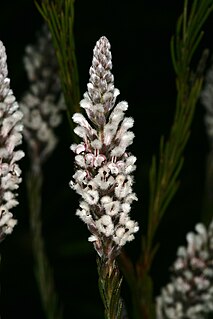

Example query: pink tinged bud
[72,113,97,139]
[75,144,84,154]
[108,163,119,175]
[75,155,85,168]
[104,124,116,145]
[120,131,135,148]
[94,154,105,167]
[73,126,87,139]
[85,153,94,166]
[80,98,93,112]
[11,150,25,163]
[73,170,87,183]
[91,139,102,150]
[118,116,134,131]
[70,144,78,153]
[116,160,125,171]
[111,146,126,157]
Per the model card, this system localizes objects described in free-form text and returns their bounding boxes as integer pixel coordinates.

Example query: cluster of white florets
[156,220,213,319]
[70,36,139,259]
[20,25,65,172]
[0,41,24,241]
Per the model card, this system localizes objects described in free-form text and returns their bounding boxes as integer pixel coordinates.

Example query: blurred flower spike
[156,219,213,319]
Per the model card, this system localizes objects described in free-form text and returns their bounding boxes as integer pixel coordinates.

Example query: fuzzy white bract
[20,26,65,173]
[0,41,24,241]
[70,36,139,260]
[156,220,213,319]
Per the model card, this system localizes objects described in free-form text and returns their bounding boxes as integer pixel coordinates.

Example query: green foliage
[35,0,80,133]
[119,1,213,318]
[144,0,213,266]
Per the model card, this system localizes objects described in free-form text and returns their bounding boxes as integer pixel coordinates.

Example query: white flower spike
[70,36,139,261]
[0,41,24,241]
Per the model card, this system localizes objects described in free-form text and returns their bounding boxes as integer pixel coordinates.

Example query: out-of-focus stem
[27,170,62,319]
[202,151,213,226]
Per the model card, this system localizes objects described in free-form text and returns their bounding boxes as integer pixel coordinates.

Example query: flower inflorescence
[20,25,65,173]
[0,41,24,241]
[70,36,139,261]
[156,220,213,319]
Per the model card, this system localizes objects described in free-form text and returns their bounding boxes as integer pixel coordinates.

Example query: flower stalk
[27,169,62,319]
[97,257,123,319]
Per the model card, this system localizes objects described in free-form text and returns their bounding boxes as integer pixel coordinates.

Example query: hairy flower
[20,25,65,172]
[156,220,213,319]
[70,36,139,261]
[0,41,24,241]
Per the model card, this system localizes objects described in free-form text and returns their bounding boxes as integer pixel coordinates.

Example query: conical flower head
[80,36,120,128]
[70,36,139,261]
[0,41,24,241]
[156,220,213,319]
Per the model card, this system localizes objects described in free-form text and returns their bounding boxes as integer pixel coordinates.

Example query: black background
[0,1,213,318]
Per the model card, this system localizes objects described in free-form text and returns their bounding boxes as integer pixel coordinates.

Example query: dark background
[0,1,213,318]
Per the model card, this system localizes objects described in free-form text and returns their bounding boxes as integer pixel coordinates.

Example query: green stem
[97,257,123,319]
[27,169,63,319]
[35,0,81,141]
